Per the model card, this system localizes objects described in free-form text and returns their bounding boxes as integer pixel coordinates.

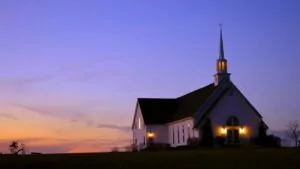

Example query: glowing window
[138,117,141,129]
[226,116,239,126]
[187,124,191,138]
[221,61,225,70]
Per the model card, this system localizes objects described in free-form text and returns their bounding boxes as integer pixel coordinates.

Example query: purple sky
[0,0,299,153]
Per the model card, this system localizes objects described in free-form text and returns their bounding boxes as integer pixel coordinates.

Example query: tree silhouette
[256,120,268,146]
[9,140,26,155]
[199,118,214,147]
[258,120,267,138]
[286,121,300,147]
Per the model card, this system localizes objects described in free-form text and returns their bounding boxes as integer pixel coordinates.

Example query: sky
[0,0,299,153]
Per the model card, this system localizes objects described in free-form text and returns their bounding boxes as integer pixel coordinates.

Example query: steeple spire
[214,24,230,86]
[219,24,225,59]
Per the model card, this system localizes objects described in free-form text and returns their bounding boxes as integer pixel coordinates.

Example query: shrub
[199,118,214,147]
[131,144,138,152]
[251,135,281,147]
[144,143,170,151]
[215,136,225,146]
[147,138,154,146]
[187,138,200,148]
[172,145,191,150]
[265,135,281,147]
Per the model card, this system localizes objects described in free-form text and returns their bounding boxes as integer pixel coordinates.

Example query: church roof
[137,83,216,125]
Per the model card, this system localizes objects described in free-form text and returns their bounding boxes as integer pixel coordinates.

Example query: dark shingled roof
[138,83,216,125]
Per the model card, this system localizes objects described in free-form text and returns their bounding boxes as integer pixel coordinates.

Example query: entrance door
[226,116,240,144]
[227,129,239,144]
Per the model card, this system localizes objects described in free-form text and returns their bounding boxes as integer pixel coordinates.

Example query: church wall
[208,87,262,142]
[167,118,199,147]
[132,103,147,150]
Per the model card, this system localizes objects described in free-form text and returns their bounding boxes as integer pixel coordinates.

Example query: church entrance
[226,129,239,144]
[225,116,240,144]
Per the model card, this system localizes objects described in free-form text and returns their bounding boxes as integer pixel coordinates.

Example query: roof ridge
[138,98,175,100]
[177,83,215,99]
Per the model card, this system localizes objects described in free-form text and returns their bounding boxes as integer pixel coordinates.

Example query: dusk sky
[0,0,299,153]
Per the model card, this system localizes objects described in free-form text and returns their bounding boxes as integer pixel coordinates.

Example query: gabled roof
[137,98,178,125]
[172,83,216,121]
[137,83,216,125]
[137,80,267,128]
[193,80,268,129]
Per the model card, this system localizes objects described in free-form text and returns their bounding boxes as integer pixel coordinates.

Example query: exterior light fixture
[147,131,154,138]
[221,126,227,134]
[239,126,245,133]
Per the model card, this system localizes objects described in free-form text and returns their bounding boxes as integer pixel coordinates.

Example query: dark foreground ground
[1,148,299,169]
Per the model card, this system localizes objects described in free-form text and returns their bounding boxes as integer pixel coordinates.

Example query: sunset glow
[0,0,299,153]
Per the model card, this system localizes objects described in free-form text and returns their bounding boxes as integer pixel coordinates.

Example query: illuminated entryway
[226,116,240,144]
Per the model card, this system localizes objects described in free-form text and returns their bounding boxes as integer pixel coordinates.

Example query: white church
[132,28,268,150]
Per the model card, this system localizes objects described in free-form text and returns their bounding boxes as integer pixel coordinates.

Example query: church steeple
[214,24,230,86]
[219,27,225,60]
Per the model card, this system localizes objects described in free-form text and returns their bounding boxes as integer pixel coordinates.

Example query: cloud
[0,75,54,86]
[95,124,131,133]
[10,103,87,120]
[0,113,19,120]
[56,59,123,83]
[67,71,121,83]
[10,103,131,133]
[0,75,55,93]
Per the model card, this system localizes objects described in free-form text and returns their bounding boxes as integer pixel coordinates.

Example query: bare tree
[9,140,26,155]
[286,121,300,147]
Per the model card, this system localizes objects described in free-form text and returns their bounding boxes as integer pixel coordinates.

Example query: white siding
[167,118,199,147]
[132,103,147,149]
[132,103,169,149]
[208,88,261,141]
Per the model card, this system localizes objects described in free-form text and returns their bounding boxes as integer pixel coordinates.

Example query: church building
[131,28,268,150]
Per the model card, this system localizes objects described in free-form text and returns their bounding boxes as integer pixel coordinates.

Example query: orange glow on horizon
[0,105,131,154]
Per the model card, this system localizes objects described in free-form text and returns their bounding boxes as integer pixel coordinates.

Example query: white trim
[229,81,266,124]
[131,101,139,129]
[194,80,228,126]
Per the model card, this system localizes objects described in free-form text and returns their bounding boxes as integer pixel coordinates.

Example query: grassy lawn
[0,148,299,169]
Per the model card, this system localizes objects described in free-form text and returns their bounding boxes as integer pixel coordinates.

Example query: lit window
[221,61,225,70]
[138,117,141,129]
[187,124,191,138]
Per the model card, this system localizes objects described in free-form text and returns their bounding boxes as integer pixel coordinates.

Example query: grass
[0,148,299,169]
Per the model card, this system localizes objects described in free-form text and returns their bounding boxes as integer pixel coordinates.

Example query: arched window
[226,116,239,126]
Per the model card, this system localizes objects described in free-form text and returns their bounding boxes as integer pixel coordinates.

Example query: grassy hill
[0,148,299,169]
